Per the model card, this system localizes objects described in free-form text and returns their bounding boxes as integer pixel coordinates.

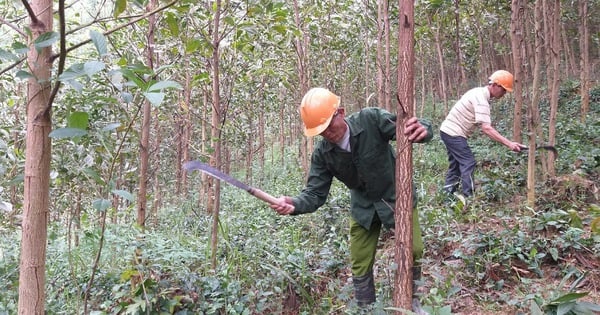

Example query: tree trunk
[152,107,162,225]
[209,0,223,270]
[454,0,465,89]
[546,0,560,177]
[510,0,525,143]
[18,0,53,312]
[579,0,590,122]
[394,0,415,309]
[137,0,158,228]
[527,0,544,207]
[292,0,311,174]
[429,15,448,115]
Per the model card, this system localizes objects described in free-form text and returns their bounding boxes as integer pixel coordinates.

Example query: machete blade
[183,160,251,192]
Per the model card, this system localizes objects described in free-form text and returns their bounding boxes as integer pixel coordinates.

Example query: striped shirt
[440,86,491,138]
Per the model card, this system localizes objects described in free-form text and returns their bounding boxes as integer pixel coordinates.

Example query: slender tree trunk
[527,0,544,207]
[259,105,265,182]
[18,0,53,312]
[178,57,192,196]
[454,0,465,88]
[209,0,223,270]
[561,24,576,78]
[152,107,162,225]
[394,0,415,309]
[546,0,560,176]
[510,0,525,143]
[579,0,590,122]
[137,0,158,228]
[376,0,384,106]
[429,15,448,114]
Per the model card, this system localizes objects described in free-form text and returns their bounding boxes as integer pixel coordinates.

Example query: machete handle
[248,187,280,205]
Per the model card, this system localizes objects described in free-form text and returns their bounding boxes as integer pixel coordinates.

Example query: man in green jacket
[270,87,433,312]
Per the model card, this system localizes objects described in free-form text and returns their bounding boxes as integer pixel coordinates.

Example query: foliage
[0,0,599,313]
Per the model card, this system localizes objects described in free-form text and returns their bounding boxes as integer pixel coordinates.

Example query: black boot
[353,272,375,307]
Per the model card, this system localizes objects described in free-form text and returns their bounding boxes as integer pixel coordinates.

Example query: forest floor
[375,171,600,315]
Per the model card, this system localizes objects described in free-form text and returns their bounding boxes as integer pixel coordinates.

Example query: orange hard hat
[489,70,514,92]
[299,88,340,137]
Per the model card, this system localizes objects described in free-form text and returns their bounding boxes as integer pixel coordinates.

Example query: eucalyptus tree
[394,0,416,310]
[17,0,54,311]
[579,0,590,122]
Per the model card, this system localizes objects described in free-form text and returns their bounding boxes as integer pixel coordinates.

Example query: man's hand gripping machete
[183,160,280,205]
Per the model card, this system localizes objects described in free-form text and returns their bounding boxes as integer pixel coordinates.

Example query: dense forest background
[0,0,599,314]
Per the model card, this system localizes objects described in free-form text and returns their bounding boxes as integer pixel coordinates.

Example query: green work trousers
[349,207,424,277]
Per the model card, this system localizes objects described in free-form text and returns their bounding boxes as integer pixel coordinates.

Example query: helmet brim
[303,114,334,137]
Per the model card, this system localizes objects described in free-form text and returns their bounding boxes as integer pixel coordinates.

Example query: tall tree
[293,0,311,174]
[209,0,223,269]
[136,0,159,228]
[527,0,544,206]
[578,0,590,122]
[18,0,54,312]
[510,0,526,143]
[394,0,415,309]
[376,0,391,111]
[546,0,560,176]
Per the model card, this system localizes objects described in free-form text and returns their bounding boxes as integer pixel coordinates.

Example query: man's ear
[338,107,345,117]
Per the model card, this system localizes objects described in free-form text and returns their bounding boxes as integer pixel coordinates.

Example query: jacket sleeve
[416,118,434,143]
[291,149,333,215]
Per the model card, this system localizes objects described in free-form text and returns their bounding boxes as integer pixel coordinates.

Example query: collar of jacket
[321,118,365,152]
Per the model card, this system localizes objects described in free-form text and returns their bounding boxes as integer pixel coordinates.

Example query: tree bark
[394,0,415,309]
[136,0,158,228]
[546,0,560,177]
[510,0,525,143]
[209,0,223,270]
[18,0,53,312]
[527,0,544,207]
[578,0,590,122]
[428,15,448,115]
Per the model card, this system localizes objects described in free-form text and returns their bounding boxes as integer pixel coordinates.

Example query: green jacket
[291,107,433,230]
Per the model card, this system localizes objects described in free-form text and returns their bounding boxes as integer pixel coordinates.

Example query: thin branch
[19,0,39,25]
[0,17,27,36]
[42,0,67,120]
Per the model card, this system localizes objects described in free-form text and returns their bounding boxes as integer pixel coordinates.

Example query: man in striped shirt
[440,70,525,197]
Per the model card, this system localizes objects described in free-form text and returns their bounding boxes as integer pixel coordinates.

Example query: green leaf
[67,112,89,130]
[530,300,544,315]
[549,292,589,304]
[556,302,575,315]
[147,80,182,92]
[49,127,88,139]
[185,39,202,54]
[12,41,29,54]
[15,70,33,80]
[89,30,108,56]
[143,92,165,106]
[84,60,105,77]
[120,92,133,103]
[33,32,59,50]
[0,48,18,61]
[112,189,135,202]
[92,199,111,212]
[165,13,180,36]
[114,0,126,18]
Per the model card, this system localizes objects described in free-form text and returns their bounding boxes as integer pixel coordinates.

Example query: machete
[521,145,558,156]
[183,160,280,205]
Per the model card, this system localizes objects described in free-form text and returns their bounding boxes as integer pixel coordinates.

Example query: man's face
[491,83,507,99]
[320,109,347,143]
